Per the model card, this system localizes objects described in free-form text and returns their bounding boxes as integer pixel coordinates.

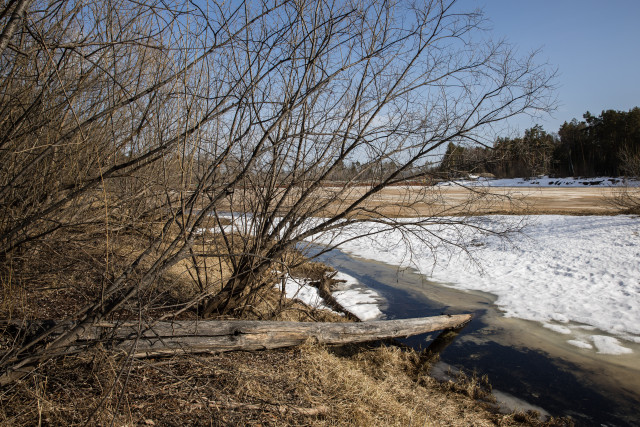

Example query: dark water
[305,245,640,427]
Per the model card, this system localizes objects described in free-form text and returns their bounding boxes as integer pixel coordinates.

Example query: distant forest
[439,107,640,178]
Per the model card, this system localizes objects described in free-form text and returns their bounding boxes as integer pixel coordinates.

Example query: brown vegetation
[0,0,578,424]
[335,185,628,217]
[1,337,574,426]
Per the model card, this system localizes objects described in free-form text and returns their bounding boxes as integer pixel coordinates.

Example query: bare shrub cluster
[0,0,554,390]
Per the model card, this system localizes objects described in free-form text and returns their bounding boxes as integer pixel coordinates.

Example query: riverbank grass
[1,335,572,426]
[0,232,573,426]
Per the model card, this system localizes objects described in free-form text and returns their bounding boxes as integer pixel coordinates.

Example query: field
[323,186,624,217]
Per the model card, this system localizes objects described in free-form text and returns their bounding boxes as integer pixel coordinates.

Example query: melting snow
[591,336,634,355]
[567,340,593,350]
[543,323,572,334]
[331,272,384,321]
[275,272,384,321]
[437,176,640,187]
[276,276,331,311]
[312,215,640,354]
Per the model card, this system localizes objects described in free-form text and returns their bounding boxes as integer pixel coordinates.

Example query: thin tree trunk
[0,0,31,57]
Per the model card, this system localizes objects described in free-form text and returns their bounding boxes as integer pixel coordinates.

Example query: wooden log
[1,314,472,358]
[107,314,472,357]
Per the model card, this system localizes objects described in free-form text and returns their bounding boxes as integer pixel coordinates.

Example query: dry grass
[0,208,580,426]
[0,230,192,322]
[0,340,574,426]
[315,186,627,217]
[606,187,640,215]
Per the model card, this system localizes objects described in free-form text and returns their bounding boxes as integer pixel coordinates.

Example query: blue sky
[464,0,640,135]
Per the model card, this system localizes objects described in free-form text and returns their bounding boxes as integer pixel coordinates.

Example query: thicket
[0,0,553,394]
[438,108,640,178]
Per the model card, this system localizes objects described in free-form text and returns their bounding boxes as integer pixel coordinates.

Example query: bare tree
[0,0,554,387]
[197,1,556,315]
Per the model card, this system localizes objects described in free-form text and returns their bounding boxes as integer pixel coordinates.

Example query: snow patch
[332,272,384,321]
[591,336,633,355]
[276,276,332,311]
[543,323,572,334]
[567,339,593,350]
[275,272,384,321]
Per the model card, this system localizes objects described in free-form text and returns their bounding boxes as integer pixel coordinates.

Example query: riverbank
[1,240,570,426]
[1,288,569,426]
[5,183,635,425]
[3,334,567,426]
[310,246,640,425]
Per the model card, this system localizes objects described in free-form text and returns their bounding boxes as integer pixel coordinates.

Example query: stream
[307,245,640,427]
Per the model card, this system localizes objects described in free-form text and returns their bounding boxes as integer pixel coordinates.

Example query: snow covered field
[312,215,640,355]
[437,175,640,187]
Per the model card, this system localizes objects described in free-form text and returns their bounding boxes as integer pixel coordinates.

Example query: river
[308,246,640,427]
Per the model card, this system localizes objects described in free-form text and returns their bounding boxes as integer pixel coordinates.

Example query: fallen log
[104,314,472,357]
[1,314,472,359]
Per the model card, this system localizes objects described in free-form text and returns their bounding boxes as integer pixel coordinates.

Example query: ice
[312,215,640,348]
[591,336,633,355]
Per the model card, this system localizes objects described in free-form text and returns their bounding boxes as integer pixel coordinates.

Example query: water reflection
[306,244,640,427]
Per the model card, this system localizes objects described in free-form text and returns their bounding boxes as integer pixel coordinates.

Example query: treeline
[439,108,640,178]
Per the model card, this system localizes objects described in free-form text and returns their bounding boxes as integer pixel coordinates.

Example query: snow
[543,323,572,335]
[311,215,640,353]
[591,336,634,355]
[331,272,385,321]
[275,272,384,321]
[567,340,593,350]
[437,176,640,187]
[277,276,332,311]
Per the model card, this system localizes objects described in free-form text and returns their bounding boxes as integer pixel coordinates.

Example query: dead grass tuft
[440,368,495,401]
[290,261,334,282]
[0,342,517,426]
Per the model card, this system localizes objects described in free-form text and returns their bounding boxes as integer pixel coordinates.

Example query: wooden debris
[105,314,473,357]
